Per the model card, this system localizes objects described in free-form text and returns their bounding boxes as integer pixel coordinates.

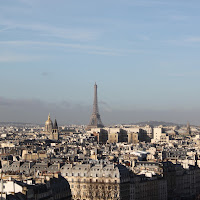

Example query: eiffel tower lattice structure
[87,83,104,130]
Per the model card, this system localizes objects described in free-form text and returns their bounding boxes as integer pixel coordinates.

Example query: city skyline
[0,82,200,126]
[1,0,200,124]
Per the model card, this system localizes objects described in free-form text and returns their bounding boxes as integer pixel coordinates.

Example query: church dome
[45,118,53,125]
[45,114,53,133]
[45,113,53,125]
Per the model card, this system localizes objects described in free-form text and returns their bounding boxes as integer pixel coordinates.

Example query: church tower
[51,119,59,141]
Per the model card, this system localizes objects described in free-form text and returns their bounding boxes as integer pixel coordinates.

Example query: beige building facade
[60,162,130,200]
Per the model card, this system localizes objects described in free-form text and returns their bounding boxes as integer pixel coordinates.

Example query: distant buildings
[151,127,169,143]
[89,127,151,144]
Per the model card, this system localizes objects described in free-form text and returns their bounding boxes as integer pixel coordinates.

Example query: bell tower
[51,119,59,140]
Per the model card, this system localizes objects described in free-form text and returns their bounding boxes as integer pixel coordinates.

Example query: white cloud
[168,73,185,77]
[17,0,35,6]
[0,20,101,41]
[163,36,200,46]
[118,0,172,7]
[0,26,13,32]
[0,54,45,62]
[184,37,200,42]
[169,15,189,21]
[0,40,143,56]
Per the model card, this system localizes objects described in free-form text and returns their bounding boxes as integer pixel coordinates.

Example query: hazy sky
[1,0,200,125]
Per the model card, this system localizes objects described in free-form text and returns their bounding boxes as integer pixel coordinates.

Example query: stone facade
[130,175,167,200]
[128,132,139,144]
[60,161,130,200]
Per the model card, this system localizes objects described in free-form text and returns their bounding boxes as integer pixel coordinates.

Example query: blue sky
[1,0,200,125]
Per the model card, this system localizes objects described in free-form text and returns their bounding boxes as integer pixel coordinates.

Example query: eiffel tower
[187,122,191,135]
[87,83,104,130]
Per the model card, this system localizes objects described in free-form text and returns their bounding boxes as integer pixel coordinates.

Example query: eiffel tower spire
[187,122,191,135]
[87,83,104,129]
